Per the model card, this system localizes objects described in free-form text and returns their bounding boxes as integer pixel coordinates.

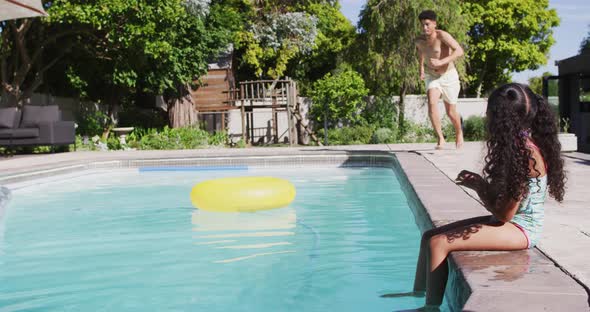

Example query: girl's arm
[456,170,521,222]
[491,198,521,223]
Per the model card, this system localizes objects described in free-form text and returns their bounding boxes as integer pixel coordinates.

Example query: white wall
[225,96,488,144]
[394,95,487,125]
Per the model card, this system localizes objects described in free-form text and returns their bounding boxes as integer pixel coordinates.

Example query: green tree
[462,0,559,97]
[354,0,467,125]
[580,25,590,54]
[310,67,368,128]
[235,6,319,79]
[528,71,555,95]
[0,10,83,107]
[233,0,354,85]
[49,0,235,129]
[286,2,355,94]
[1,0,235,130]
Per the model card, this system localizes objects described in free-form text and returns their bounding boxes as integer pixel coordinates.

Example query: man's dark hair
[418,10,437,21]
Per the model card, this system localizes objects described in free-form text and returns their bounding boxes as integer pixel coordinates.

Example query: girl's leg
[414,216,493,293]
[426,220,528,306]
[413,230,432,293]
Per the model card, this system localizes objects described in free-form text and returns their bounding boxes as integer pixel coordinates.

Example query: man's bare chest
[423,40,449,58]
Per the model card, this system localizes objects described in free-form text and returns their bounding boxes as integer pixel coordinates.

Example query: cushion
[14,110,21,128]
[0,107,17,128]
[20,105,60,128]
[0,127,38,139]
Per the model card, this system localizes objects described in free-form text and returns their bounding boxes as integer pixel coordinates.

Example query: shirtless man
[415,10,464,149]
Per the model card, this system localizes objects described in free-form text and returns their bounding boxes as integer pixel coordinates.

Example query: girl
[406,83,566,309]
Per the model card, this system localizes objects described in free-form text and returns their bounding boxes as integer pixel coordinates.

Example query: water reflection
[191,207,297,263]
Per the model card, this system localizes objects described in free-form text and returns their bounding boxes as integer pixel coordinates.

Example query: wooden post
[250,83,255,143]
[271,86,279,144]
[286,80,294,147]
[240,84,246,143]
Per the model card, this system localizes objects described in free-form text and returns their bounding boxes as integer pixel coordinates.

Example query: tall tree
[236,10,318,80]
[286,2,355,94]
[580,25,590,54]
[528,71,556,95]
[0,9,82,107]
[462,0,559,97]
[1,0,235,129]
[355,0,467,124]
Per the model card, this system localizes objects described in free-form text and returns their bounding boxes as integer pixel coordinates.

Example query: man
[415,10,464,149]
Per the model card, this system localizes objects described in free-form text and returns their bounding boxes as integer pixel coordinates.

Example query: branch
[10,20,31,65]
[1,81,15,94]
[14,29,94,89]
[30,29,94,65]
[17,19,33,38]
[21,43,74,101]
[1,30,10,84]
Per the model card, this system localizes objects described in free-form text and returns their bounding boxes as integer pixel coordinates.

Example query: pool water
[0,167,440,311]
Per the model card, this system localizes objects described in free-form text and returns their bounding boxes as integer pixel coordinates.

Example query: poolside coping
[1,145,588,311]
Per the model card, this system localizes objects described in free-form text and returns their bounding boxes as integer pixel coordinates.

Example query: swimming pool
[0,166,444,311]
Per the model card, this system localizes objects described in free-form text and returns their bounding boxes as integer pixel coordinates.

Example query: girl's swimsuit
[510,140,548,249]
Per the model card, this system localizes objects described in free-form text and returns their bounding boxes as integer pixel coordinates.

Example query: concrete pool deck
[0,142,588,311]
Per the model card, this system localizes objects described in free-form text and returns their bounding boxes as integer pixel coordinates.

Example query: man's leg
[444,102,464,149]
[427,88,445,148]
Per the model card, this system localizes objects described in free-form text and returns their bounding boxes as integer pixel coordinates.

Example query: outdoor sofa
[0,105,75,149]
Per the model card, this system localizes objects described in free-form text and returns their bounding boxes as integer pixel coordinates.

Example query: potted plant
[558,118,578,152]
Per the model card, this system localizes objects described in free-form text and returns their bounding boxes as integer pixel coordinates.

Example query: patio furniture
[0,105,75,150]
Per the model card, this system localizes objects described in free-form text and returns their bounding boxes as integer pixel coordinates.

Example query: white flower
[184,0,210,17]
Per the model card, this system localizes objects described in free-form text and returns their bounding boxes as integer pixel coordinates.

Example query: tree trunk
[475,69,486,98]
[102,92,121,140]
[476,82,483,98]
[167,84,198,128]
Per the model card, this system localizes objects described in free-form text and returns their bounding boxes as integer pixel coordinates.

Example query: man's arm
[433,30,464,66]
[415,42,425,80]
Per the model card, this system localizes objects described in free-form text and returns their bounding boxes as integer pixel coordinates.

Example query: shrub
[371,127,397,144]
[362,96,397,129]
[138,126,209,150]
[106,135,122,150]
[76,109,109,137]
[442,120,456,141]
[324,125,374,145]
[398,121,435,143]
[463,116,486,141]
[310,68,369,128]
[208,131,229,146]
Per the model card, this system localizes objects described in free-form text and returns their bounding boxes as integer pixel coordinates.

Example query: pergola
[545,53,590,152]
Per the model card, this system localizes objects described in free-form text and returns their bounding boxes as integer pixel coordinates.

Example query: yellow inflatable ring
[190,176,296,212]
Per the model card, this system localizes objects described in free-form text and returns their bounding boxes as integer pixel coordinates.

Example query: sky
[339,0,590,84]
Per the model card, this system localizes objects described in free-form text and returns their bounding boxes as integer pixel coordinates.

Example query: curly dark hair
[483,83,566,207]
[418,10,437,21]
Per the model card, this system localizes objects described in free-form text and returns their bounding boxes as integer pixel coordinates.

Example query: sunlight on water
[0,167,449,311]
